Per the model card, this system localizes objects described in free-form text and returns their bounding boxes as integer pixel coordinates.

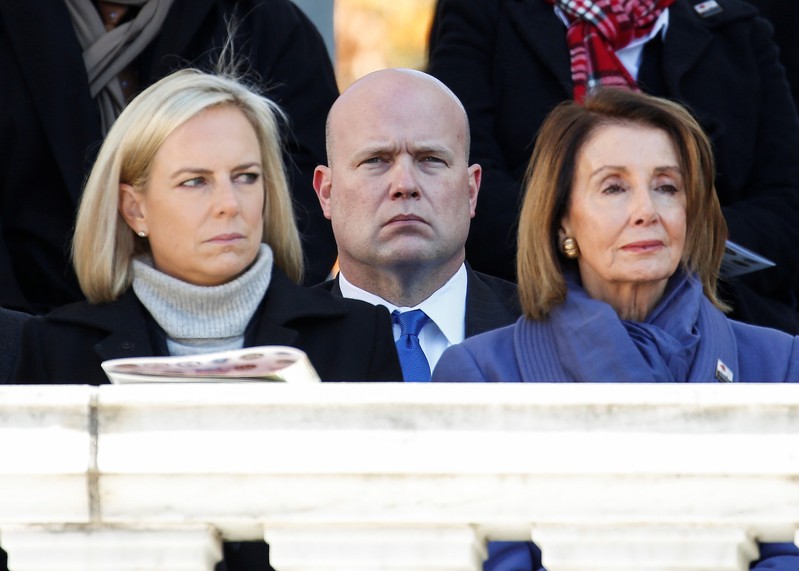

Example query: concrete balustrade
[1,383,797,571]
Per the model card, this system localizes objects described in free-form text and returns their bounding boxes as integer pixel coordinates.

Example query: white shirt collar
[338,265,468,345]
[338,265,469,371]
[623,7,670,49]
[411,264,468,346]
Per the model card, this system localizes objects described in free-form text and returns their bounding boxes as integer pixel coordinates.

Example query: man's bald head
[325,68,471,166]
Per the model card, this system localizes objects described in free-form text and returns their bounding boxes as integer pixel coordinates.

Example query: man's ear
[467,163,482,217]
[118,184,147,234]
[313,165,333,220]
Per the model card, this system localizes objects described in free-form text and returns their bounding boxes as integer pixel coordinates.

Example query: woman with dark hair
[435,87,798,382]
[433,87,798,569]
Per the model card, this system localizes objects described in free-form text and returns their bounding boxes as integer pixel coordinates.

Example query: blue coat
[433,316,799,382]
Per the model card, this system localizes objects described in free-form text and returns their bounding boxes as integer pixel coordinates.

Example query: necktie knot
[393,309,430,337]
[392,310,431,382]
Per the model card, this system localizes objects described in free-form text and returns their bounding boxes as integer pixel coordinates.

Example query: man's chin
[375,249,446,271]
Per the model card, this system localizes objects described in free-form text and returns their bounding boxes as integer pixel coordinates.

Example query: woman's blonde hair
[517,87,728,319]
[73,68,304,303]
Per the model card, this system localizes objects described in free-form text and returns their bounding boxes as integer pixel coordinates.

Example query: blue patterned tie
[392,310,431,382]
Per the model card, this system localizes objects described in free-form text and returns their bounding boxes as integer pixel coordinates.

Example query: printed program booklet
[101,346,320,384]
[720,240,775,279]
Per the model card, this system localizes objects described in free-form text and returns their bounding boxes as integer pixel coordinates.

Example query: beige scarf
[64,0,175,134]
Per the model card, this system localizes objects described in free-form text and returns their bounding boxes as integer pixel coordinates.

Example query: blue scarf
[514,270,739,382]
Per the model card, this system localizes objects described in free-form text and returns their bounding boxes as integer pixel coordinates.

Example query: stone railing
[1,383,798,571]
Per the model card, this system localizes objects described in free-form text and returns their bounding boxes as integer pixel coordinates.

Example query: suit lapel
[464,267,520,338]
[506,0,573,92]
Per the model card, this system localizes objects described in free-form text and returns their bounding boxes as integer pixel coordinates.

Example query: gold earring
[562,237,579,259]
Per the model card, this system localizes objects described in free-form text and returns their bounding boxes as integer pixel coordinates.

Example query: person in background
[433,86,798,571]
[0,0,338,315]
[313,68,520,382]
[427,0,799,334]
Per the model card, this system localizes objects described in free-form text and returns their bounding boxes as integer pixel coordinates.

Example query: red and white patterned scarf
[546,0,674,102]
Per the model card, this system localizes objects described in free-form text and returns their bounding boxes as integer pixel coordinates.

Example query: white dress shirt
[554,7,670,80]
[338,265,468,372]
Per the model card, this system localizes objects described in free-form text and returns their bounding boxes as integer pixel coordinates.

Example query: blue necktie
[392,310,431,382]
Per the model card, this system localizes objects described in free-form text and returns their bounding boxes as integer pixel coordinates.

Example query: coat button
[120,342,134,351]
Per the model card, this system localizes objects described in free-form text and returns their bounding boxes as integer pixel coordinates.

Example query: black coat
[428,0,799,321]
[0,307,29,382]
[318,265,521,338]
[12,268,402,384]
[0,0,338,313]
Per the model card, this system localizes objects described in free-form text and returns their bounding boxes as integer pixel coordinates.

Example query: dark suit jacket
[12,268,402,384]
[428,0,799,314]
[0,0,338,313]
[317,265,521,338]
[0,307,29,382]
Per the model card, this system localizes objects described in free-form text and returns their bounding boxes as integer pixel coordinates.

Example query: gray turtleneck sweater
[131,244,273,356]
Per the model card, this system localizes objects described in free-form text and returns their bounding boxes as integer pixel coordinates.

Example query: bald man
[314,68,519,379]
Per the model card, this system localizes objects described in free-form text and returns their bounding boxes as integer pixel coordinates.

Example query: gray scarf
[64,0,175,134]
